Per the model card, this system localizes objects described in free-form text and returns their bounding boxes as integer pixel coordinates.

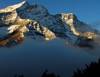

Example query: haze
[0,38,99,77]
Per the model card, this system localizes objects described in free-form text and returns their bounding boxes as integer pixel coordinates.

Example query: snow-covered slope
[0,1,100,48]
[0,1,30,13]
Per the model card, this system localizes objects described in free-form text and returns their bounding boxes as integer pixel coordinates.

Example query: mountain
[0,1,100,48]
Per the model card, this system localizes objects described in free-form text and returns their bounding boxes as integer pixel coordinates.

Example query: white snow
[19,25,29,32]
[7,25,20,33]
[0,1,100,47]
[71,26,80,36]
[0,1,28,13]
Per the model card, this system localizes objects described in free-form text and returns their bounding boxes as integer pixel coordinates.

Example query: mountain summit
[0,1,100,48]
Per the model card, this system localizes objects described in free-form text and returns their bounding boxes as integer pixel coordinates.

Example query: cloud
[0,38,99,77]
[90,21,100,29]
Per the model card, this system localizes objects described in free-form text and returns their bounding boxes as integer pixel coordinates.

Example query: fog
[90,21,100,30]
[0,38,99,77]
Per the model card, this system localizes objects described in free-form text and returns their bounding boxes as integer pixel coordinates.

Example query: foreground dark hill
[0,1,100,48]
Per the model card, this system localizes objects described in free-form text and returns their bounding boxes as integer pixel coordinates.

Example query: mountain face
[0,1,100,48]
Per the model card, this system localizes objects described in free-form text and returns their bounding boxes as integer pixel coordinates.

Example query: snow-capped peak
[0,1,100,48]
[0,1,30,13]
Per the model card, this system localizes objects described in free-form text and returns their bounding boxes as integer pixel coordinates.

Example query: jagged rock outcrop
[0,1,100,48]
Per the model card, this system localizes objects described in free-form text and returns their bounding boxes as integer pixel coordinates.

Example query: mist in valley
[0,38,100,77]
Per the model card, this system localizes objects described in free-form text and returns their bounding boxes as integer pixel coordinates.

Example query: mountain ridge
[0,1,100,48]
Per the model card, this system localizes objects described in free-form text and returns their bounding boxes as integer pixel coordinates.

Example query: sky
[0,0,100,29]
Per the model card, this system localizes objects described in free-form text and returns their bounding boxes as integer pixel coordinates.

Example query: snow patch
[0,1,28,13]
[7,25,20,33]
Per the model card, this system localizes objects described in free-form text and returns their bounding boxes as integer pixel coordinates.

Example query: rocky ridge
[0,1,100,48]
